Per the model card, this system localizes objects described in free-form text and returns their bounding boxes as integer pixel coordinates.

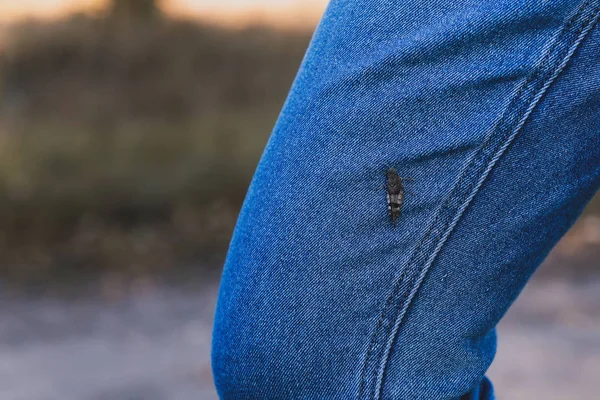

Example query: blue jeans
[212,1,600,398]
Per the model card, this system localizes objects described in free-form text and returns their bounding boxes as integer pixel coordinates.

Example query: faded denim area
[212,1,600,399]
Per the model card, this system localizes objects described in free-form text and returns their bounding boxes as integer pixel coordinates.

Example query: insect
[385,167,414,227]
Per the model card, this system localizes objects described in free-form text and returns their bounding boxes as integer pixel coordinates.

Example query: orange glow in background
[0,0,328,29]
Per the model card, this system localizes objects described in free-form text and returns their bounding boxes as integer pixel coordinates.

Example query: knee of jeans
[211,302,291,399]
[211,291,364,399]
[211,319,303,399]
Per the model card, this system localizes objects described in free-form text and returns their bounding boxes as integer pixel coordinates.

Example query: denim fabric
[212,1,600,399]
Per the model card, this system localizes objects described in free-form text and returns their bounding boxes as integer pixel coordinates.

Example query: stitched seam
[357,1,600,398]
[373,4,600,398]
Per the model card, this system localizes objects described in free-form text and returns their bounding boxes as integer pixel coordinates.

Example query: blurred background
[0,1,597,399]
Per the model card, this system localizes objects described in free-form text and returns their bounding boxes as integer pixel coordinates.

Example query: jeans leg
[212,1,600,399]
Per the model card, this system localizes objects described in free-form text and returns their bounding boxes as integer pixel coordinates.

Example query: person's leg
[212,0,600,399]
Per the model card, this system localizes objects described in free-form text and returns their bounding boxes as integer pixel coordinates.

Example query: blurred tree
[108,0,163,22]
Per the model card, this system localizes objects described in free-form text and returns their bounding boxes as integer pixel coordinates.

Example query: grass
[0,9,308,281]
[0,109,277,280]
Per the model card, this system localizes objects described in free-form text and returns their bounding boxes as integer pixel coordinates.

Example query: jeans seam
[357,1,600,399]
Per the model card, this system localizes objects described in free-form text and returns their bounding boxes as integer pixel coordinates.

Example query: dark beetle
[386,168,413,227]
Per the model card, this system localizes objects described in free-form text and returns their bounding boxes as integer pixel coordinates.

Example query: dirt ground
[0,271,597,400]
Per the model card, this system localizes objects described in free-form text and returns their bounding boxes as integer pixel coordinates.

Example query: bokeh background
[0,1,598,399]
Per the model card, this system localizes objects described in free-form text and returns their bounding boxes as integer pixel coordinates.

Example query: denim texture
[212,1,600,399]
